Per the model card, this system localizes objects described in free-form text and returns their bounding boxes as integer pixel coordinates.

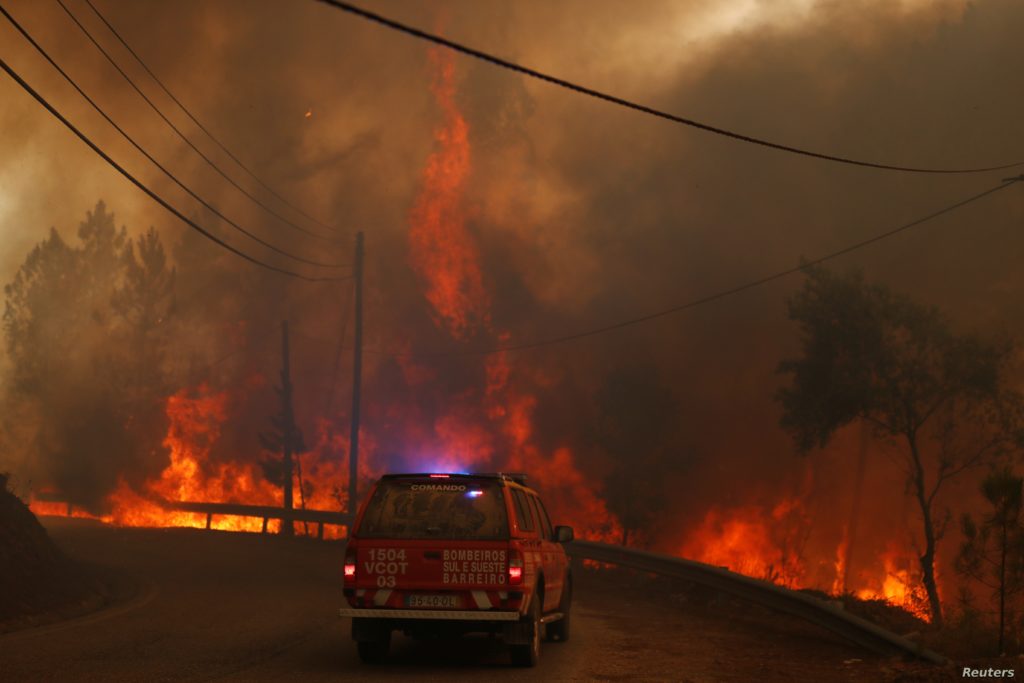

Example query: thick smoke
[1,0,1023,599]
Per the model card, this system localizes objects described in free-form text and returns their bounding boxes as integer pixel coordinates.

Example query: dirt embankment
[0,474,104,631]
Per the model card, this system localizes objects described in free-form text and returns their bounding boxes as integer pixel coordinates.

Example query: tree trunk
[999,521,1007,654]
[280,321,294,537]
[908,432,943,627]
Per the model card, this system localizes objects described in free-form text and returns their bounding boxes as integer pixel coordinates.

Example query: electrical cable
[0,4,350,270]
[0,54,352,282]
[55,0,346,244]
[82,0,342,235]
[315,0,1024,175]
[403,176,1023,358]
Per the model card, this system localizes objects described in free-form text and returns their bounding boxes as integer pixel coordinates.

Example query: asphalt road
[0,518,910,682]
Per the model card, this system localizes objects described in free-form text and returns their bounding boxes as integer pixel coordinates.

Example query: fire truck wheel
[510,590,542,667]
[356,635,390,664]
[546,577,571,643]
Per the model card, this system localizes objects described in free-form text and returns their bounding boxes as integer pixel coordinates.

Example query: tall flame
[404,46,620,541]
[408,47,489,340]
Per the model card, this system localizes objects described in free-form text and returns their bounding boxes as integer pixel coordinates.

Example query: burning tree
[956,467,1024,654]
[777,265,1023,626]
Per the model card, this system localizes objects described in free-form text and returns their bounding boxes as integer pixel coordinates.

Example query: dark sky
[1,0,1023,588]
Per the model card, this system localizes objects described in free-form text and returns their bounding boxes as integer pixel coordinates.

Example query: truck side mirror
[554,525,574,543]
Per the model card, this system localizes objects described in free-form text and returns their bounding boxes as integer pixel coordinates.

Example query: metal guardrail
[31,494,351,537]
[566,540,948,665]
[159,500,351,538]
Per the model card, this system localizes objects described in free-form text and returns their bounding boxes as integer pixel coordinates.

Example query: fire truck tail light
[508,550,524,585]
[344,549,356,582]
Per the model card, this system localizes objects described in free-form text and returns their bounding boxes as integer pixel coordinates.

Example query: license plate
[406,594,460,609]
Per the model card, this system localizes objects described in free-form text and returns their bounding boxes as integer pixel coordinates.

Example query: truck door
[529,494,564,612]
[509,488,543,605]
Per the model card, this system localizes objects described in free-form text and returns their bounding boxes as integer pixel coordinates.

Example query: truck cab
[339,472,574,666]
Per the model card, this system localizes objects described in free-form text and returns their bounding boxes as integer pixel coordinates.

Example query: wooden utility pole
[347,232,364,521]
[281,320,295,536]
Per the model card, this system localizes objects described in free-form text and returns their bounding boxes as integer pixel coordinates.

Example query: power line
[0,4,350,271]
[82,0,341,235]
[315,0,1024,176]
[0,54,351,282]
[55,0,347,244]
[403,176,1022,358]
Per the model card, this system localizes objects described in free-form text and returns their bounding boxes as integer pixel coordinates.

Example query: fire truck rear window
[357,480,509,540]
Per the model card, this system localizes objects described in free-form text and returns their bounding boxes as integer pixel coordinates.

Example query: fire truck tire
[357,636,390,664]
[546,577,571,643]
[509,590,541,667]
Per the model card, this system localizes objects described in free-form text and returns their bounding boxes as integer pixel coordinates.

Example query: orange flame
[28,499,101,520]
[854,543,932,621]
[105,385,280,532]
[408,46,489,340]
[35,37,616,552]
[832,525,849,596]
[678,500,932,621]
[403,46,620,541]
[71,385,371,540]
[680,499,808,588]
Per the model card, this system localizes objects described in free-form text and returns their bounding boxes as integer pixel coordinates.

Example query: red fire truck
[339,472,574,666]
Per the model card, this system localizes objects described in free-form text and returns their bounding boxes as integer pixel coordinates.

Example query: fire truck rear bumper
[339,608,520,621]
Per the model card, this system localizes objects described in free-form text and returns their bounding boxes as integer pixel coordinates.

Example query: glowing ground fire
[30,385,358,539]
[28,383,932,620]
[680,500,932,621]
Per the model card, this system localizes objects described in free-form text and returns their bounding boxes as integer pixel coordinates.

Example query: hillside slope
[0,475,100,629]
